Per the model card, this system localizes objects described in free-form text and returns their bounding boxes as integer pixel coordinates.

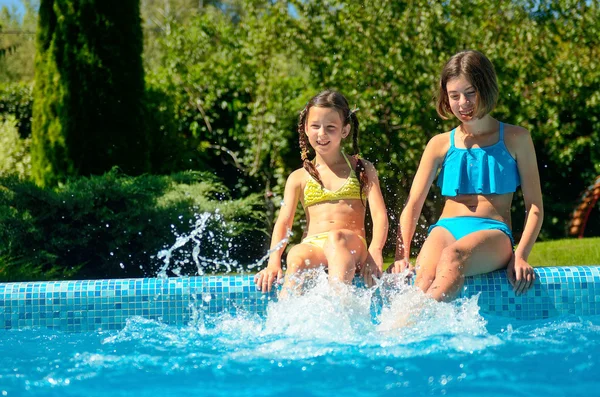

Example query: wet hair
[436,50,499,120]
[298,90,368,204]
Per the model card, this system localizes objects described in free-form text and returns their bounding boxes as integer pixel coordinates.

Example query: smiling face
[436,51,498,120]
[305,106,350,155]
[446,75,478,123]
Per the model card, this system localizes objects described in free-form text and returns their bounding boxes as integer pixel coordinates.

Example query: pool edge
[1,266,599,331]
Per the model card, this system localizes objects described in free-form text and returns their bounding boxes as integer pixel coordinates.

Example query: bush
[0,169,267,281]
[0,116,31,179]
[0,82,33,138]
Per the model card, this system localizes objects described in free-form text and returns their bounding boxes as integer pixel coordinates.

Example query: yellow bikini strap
[342,152,353,171]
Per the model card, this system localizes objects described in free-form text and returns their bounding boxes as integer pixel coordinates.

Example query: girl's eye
[466,91,476,97]
[450,95,459,100]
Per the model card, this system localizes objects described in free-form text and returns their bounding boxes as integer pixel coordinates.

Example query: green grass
[383,237,600,270]
[528,237,600,267]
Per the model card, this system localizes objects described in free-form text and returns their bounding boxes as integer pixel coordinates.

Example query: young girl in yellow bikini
[254,90,388,295]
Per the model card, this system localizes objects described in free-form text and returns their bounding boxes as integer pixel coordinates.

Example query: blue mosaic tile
[0,266,599,331]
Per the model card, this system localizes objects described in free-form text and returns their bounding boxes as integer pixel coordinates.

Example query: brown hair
[436,50,499,120]
[298,90,368,204]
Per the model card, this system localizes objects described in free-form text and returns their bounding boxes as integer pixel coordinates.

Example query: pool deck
[1,266,599,332]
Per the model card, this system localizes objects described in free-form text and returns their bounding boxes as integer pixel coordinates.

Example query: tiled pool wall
[1,266,599,332]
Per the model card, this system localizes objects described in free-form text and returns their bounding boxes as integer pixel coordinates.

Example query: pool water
[1,275,599,396]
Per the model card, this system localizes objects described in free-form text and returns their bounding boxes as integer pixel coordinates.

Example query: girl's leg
[323,230,368,284]
[426,230,512,301]
[414,227,456,292]
[281,243,328,296]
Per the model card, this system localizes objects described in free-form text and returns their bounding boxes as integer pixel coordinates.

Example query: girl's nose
[459,94,471,106]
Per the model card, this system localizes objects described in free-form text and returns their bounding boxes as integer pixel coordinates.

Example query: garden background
[0,0,598,281]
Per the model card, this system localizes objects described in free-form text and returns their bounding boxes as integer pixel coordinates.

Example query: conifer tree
[32,0,148,186]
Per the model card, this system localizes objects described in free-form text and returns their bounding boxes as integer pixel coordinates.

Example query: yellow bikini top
[303,153,363,208]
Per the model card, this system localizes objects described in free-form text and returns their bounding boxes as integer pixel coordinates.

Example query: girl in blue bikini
[255,90,388,295]
[391,50,543,301]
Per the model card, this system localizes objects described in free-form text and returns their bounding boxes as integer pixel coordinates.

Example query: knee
[415,265,435,287]
[438,246,467,273]
[285,256,309,273]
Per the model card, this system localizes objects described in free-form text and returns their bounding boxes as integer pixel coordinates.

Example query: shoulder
[286,168,307,187]
[504,123,530,140]
[503,123,533,151]
[425,131,452,157]
[355,157,378,177]
[429,131,452,146]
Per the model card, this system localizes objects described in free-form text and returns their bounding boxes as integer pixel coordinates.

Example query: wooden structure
[568,175,600,238]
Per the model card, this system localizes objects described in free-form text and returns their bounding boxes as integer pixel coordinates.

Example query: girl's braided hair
[298,90,368,205]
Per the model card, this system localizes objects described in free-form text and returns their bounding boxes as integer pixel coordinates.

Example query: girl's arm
[510,128,544,294]
[392,135,446,273]
[363,160,389,274]
[255,170,302,292]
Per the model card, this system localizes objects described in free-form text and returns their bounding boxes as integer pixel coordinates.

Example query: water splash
[151,212,494,358]
[156,212,220,278]
[156,210,292,278]
[102,269,497,363]
[155,210,254,277]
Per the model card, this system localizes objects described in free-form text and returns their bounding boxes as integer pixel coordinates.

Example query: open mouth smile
[460,109,474,118]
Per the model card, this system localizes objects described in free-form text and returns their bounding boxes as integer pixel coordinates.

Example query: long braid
[349,112,369,206]
[298,106,323,187]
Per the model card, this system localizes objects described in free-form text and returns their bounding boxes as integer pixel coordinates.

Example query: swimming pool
[1,266,599,395]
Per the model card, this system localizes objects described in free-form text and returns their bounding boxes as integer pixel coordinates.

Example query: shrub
[0,82,33,138]
[0,115,31,179]
[0,169,267,281]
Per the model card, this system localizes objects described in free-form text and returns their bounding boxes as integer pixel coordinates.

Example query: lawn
[528,237,600,267]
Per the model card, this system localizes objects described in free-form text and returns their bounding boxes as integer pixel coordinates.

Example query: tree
[31,0,149,187]
[0,1,38,83]
[144,0,600,242]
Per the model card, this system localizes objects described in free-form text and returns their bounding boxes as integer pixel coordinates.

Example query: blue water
[2,277,600,396]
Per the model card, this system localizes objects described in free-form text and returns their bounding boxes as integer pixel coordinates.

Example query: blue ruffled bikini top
[437,122,520,197]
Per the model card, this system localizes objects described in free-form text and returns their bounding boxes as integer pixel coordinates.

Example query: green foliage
[146,2,311,194]
[0,115,31,178]
[31,0,149,187]
[0,1,37,83]
[285,0,600,242]
[0,82,33,138]
[0,169,266,282]
[0,253,78,282]
[143,83,210,175]
[145,0,600,243]
[1,0,595,262]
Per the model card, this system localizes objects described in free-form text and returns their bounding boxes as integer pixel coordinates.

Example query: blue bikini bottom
[428,216,515,247]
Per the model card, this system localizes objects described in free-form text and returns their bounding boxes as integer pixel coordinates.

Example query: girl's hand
[389,258,414,276]
[254,265,283,293]
[360,250,383,287]
[506,254,536,295]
